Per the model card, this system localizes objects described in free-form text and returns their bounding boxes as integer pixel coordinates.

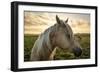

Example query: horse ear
[56,15,61,24]
[65,18,69,23]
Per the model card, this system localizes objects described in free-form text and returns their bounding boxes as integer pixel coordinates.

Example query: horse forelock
[65,24,74,38]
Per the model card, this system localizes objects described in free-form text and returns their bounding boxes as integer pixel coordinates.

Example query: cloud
[24,11,90,35]
[69,19,90,33]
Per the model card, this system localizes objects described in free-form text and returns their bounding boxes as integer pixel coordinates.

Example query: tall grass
[24,33,90,61]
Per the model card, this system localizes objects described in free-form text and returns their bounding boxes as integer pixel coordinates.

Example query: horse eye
[64,29,71,39]
[67,34,70,39]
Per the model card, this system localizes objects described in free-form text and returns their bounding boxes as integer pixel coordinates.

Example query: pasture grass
[24,33,90,61]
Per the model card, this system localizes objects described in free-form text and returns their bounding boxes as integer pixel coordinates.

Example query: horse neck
[42,25,56,55]
[50,24,58,47]
[46,26,55,50]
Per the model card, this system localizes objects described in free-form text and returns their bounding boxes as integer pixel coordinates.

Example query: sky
[24,11,90,35]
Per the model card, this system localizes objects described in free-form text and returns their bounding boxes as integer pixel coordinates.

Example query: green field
[24,33,90,61]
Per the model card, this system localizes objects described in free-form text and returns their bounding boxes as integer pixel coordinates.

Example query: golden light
[24,12,90,35]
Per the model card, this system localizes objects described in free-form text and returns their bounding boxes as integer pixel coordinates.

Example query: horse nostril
[73,48,82,57]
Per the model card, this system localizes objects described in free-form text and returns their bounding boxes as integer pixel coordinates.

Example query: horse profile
[30,15,82,61]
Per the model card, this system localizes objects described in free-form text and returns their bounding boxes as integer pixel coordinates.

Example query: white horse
[30,15,82,61]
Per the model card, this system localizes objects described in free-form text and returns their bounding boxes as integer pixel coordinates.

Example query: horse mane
[40,24,56,38]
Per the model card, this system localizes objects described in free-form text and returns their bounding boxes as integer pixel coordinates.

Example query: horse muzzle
[73,48,82,57]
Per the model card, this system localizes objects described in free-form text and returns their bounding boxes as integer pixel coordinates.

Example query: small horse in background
[30,15,82,61]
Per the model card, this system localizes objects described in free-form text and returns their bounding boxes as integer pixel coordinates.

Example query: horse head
[50,15,82,57]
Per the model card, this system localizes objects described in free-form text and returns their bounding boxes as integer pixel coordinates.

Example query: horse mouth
[73,48,82,57]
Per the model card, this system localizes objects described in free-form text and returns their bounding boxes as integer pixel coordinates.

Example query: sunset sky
[24,11,90,35]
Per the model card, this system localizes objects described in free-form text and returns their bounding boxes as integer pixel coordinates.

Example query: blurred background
[24,11,90,35]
